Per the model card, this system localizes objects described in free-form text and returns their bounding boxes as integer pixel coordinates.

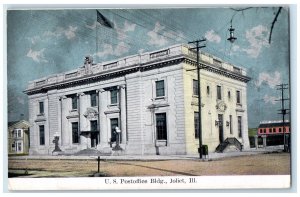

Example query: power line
[275,83,290,152]
[28,9,255,69]
[32,11,137,55]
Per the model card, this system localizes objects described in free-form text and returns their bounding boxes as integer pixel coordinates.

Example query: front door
[218,114,224,143]
[91,133,99,148]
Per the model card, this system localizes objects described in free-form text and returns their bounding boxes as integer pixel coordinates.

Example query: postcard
[6,6,292,191]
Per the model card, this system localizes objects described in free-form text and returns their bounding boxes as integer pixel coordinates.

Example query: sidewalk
[8,145,285,161]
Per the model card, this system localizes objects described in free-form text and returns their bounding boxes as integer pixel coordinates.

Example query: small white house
[8,120,30,155]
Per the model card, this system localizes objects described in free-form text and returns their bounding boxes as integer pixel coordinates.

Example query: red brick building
[257,120,290,136]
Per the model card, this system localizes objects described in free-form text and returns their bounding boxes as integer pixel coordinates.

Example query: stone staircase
[215,137,243,153]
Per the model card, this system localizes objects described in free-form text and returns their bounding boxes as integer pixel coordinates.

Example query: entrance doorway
[91,133,99,148]
[218,114,224,143]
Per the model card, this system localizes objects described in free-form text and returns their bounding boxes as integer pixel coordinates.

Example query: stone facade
[24,44,250,155]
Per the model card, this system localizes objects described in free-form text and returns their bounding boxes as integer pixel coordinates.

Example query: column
[96,89,101,146]
[78,93,88,149]
[262,135,267,148]
[61,96,69,146]
[58,96,62,146]
[99,89,108,146]
[120,85,127,144]
[254,135,258,149]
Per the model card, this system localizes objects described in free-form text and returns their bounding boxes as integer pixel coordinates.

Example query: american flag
[97,10,114,28]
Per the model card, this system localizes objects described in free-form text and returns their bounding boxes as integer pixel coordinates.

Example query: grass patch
[8,153,29,157]
[248,128,258,137]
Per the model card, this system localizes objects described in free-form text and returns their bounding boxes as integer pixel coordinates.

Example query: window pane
[39,102,44,114]
[156,80,165,97]
[110,118,119,142]
[14,130,17,138]
[17,130,21,138]
[156,113,167,140]
[11,143,15,152]
[72,96,78,109]
[236,91,241,104]
[39,125,45,145]
[194,112,199,138]
[91,120,97,131]
[229,115,233,134]
[217,86,222,100]
[91,92,97,106]
[110,89,118,104]
[193,80,199,95]
[238,116,242,137]
[17,142,22,152]
[72,122,79,143]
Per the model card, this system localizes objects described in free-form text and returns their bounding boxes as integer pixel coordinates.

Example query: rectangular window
[39,125,45,145]
[39,101,44,114]
[217,85,222,100]
[17,142,22,152]
[238,116,242,138]
[194,112,199,139]
[13,130,17,138]
[17,129,22,138]
[72,96,78,109]
[11,142,15,151]
[236,90,241,104]
[90,92,97,107]
[90,120,98,131]
[156,113,167,140]
[264,128,266,133]
[156,80,165,97]
[279,128,282,133]
[110,118,119,142]
[72,122,79,144]
[229,115,233,134]
[193,80,199,96]
[110,89,118,104]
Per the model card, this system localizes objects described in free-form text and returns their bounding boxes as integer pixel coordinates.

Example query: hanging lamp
[227,21,237,43]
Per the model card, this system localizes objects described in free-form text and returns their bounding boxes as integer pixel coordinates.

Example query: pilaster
[120,85,127,144]
[99,89,108,146]
[78,92,88,149]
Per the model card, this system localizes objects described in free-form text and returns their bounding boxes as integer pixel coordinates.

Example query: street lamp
[227,20,237,43]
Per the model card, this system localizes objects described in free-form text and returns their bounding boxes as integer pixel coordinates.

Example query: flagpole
[96,10,98,63]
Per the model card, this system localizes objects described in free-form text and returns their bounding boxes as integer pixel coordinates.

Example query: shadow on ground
[8,172,32,178]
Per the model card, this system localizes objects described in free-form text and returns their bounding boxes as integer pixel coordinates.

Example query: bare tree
[230,7,283,44]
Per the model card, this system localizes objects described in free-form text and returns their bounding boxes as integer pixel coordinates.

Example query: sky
[6,7,290,128]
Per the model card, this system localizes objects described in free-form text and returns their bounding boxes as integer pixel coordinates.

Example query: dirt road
[8,152,290,178]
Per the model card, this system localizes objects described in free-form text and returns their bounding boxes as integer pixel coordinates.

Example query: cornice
[24,55,250,95]
[183,57,251,83]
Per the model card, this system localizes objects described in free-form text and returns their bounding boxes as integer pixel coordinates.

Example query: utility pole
[188,38,206,159]
[276,83,289,152]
